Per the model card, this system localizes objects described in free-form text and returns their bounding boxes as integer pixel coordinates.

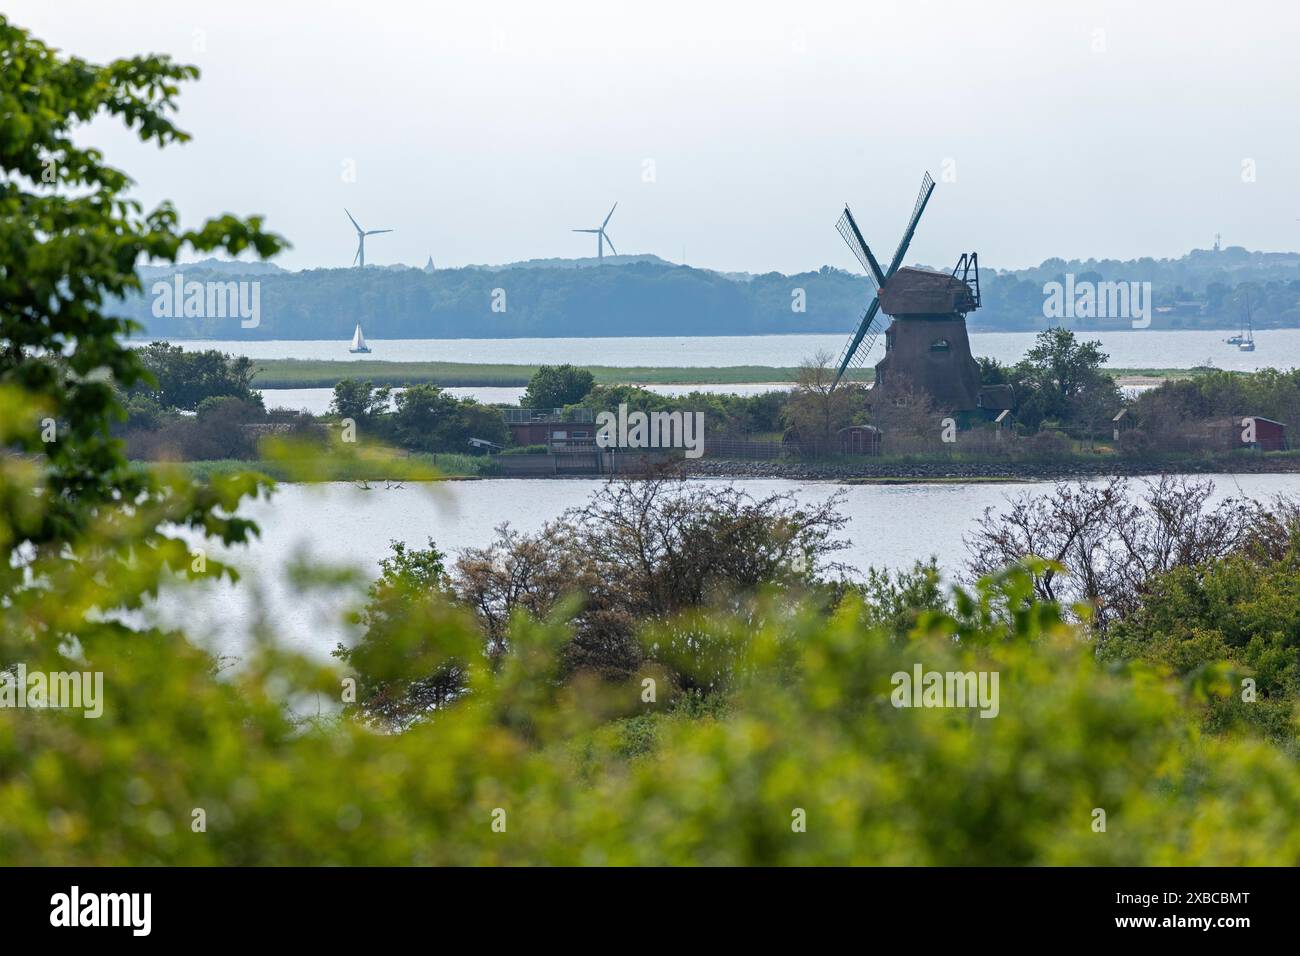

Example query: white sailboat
[349,323,371,354]
[1238,294,1255,352]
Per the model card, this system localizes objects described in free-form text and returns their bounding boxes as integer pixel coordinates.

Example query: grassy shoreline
[251,359,1206,390]
[249,360,871,388]
[138,447,1300,485]
[133,453,495,482]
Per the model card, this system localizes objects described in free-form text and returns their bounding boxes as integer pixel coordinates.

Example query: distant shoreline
[246,358,1203,390]
[127,325,1291,344]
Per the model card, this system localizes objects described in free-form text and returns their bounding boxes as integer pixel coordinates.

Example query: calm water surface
[152,329,1300,371]
[156,473,1300,660]
[262,382,793,414]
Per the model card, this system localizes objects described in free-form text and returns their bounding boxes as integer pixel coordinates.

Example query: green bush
[4,561,1300,864]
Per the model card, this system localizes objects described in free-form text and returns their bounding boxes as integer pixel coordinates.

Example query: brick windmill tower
[832,172,983,412]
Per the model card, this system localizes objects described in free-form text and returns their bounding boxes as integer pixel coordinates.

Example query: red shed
[1194,416,1288,452]
[1246,417,1287,451]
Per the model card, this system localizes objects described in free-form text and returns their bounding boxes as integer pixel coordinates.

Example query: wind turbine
[573,203,618,261]
[345,209,392,269]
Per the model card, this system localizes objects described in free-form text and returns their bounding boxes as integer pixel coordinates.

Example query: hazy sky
[11,0,1298,274]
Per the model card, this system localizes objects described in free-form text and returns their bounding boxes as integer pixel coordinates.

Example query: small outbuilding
[503,407,596,450]
[838,424,882,456]
[1193,416,1288,452]
[1245,417,1287,451]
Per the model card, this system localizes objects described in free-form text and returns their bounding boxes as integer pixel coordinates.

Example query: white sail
[350,323,367,351]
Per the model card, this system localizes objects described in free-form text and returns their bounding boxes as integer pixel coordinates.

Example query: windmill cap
[879,266,979,316]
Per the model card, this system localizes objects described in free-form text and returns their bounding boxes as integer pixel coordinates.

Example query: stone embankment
[678,455,1300,482]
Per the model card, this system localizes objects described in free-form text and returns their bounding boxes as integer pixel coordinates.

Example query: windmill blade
[344,208,362,232]
[835,206,885,289]
[602,231,617,256]
[366,229,393,236]
[884,171,936,276]
[602,202,618,228]
[573,228,600,233]
[352,245,361,266]
[833,296,883,386]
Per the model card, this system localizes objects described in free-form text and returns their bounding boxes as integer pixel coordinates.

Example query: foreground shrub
[4,557,1300,865]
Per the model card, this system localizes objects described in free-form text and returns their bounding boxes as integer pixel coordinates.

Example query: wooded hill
[124,247,1300,339]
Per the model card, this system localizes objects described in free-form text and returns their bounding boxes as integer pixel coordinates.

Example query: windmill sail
[833,172,936,386]
[836,207,884,288]
[886,172,936,276]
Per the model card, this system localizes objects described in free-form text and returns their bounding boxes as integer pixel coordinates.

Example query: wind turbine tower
[345,209,393,268]
[573,203,618,262]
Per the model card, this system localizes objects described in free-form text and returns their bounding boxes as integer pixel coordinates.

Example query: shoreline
[159,452,1300,485]
[248,359,1213,390]
[681,454,1300,483]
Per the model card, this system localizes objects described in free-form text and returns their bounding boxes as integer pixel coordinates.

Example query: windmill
[573,203,618,261]
[345,209,392,268]
[832,172,984,413]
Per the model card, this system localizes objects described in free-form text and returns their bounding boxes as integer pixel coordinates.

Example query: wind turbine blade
[573,228,600,233]
[366,229,393,235]
[345,208,362,232]
[602,231,617,256]
[603,202,617,228]
[353,245,361,266]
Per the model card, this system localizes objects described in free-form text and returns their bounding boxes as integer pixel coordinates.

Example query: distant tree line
[121,246,1300,340]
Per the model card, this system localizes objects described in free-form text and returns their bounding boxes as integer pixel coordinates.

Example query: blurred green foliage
[5,560,1300,864]
[1104,549,1300,751]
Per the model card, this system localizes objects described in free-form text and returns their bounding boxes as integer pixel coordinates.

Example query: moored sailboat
[1238,294,1255,352]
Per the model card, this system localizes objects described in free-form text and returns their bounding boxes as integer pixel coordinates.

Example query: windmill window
[930,338,950,352]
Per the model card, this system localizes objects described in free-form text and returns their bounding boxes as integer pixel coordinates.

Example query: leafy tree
[389,384,464,451]
[841,558,947,636]
[333,540,472,728]
[1010,328,1120,430]
[455,399,510,449]
[130,342,262,411]
[389,385,507,453]
[0,14,283,627]
[582,383,786,439]
[522,363,595,408]
[114,392,172,435]
[330,378,392,421]
[976,355,1011,386]
[1103,549,1300,749]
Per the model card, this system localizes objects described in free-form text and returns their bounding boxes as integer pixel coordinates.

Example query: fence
[502,407,595,425]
